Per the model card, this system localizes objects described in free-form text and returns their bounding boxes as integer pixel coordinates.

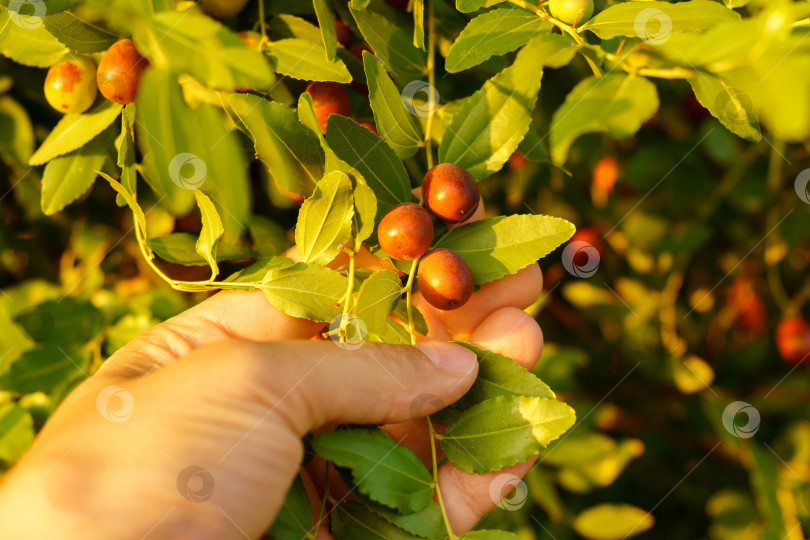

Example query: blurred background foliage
[1,0,810,538]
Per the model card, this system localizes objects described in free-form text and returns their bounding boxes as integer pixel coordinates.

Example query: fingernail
[416,342,478,376]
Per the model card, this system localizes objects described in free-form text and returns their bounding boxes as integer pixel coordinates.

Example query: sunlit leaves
[355,270,402,332]
[260,262,348,322]
[193,191,224,279]
[266,38,352,82]
[295,171,355,265]
[573,504,654,540]
[0,9,69,67]
[40,128,109,215]
[266,474,313,540]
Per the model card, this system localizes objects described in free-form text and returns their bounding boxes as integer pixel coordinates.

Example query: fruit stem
[506,0,584,44]
[765,139,792,314]
[258,0,267,41]
[427,416,457,540]
[339,244,358,340]
[405,258,419,345]
[424,0,436,170]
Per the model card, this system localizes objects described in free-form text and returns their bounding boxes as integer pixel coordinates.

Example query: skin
[378,203,434,261]
[200,0,250,18]
[305,81,351,133]
[44,55,97,114]
[548,0,594,26]
[417,248,474,311]
[97,39,148,105]
[422,163,480,224]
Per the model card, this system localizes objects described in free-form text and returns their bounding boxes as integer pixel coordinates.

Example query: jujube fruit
[417,248,473,311]
[508,152,526,171]
[776,317,810,364]
[422,163,479,223]
[97,39,148,105]
[378,203,433,261]
[200,0,250,18]
[305,81,351,133]
[549,0,594,25]
[44,55,97,114]
[335,19,353,48]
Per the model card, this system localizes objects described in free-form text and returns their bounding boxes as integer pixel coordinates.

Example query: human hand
[0,256,543,539]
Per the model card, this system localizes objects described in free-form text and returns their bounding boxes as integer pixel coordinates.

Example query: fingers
[468,307,544,370]
[232,340,478,436]
[416,264,544,341]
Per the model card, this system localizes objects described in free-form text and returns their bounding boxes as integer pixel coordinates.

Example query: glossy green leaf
[267,474,313,540]
[132,10,274,91]
[325,115,412,219]
[355,270,402,332]
[688,73,760,142]
[226,256,295,284]
[439,34,545,180]
[0,403,35,463]
[313,428,433,512]
[455,0,504,13]
[436,214,575,285]
[266,38,351,82]
[580,0,739,40]
[550,75,658,165]
[455,342,555,409]
[353,178,378,244]
[295,170,354,265]
[531,32,579,69]
[393,299,428,336]
[98,172,148,246]
[149,233,255,265]
[350,6,426,85]
[358,495,445,540]
[193,191,224,278]
[446,8,550,73]
[260,262,348,322]
[313,0,337,61]
[43,10,119,52]
[332,501,425,540]
[249,216,293,257]
[29,100,122,166]
[412,0,424,49]
[114,104,136,205]
[7,345,90,395]
[40,128,109,215]
[364,52,422,159]
[0,9,69,67]
[573,504,653,540]
[440,395,576,473]
[230,93,324,201]
[15,297,104,345]
[461,531,523,540]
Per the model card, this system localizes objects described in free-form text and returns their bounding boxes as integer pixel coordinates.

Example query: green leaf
[313,0,337,61]
[461,532,523,540]
[137,70,250,240]
[0,403,34,463]
[249,216,293,257]
[353,178,378,244]
[193,191,224,278]
[573,504,654,540]
[446,8,550,73]
[439,34,545,180]
[98,172,148,246]
[531,32,580,69]
[295,171,355,265]
[230,93,324,201]
[355,270,402,332]
[132,10,274,91]
[313,428,433,513]
[455,342,555,409]
[40,127,109,215]
[412,0,424,50]
[436,214,575,285]
[7,345,90,396]
[332,501,425,540]
[260,262,348,322]
[688,73,760,142]
[114,104,136,205]
[440,395,576,473]
[267,474,313,540]
[226,255,295,284]
[350,0,371,10]
[15,297,104,345]
[0,9,69,67]
[43,10,119,52]
[364,52,422,159]
[149,233,255,265]
[550,75,658,165]
[29,100,122,166]
[0,95,34,168]
[516,129,551,164]
[350,6,426,85]
[393,299,428,336]
[266,38,352,82]
[455,0,504,13]
[580,0,739,40]
[357,495,445,540]
[326,115,412,220]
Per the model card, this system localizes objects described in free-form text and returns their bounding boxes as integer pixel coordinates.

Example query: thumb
[222,339,478,436]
